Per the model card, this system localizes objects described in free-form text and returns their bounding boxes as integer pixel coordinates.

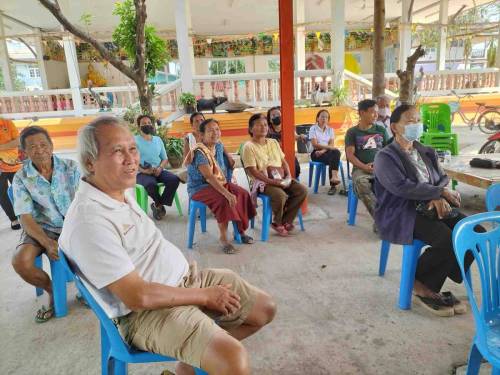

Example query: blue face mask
[403,122,424,142]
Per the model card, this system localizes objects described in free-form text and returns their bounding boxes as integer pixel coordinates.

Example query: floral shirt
[12,155,80,233]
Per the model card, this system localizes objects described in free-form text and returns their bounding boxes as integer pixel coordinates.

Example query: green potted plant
[330,86,349,106]
[157,126,184,168]
[179,92,196,114]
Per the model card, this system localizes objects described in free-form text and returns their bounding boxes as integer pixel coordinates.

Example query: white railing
[0,80,182,119]
[362,67,500,96]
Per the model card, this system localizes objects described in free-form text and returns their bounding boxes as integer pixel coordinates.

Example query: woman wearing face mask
[135,114,181,220]
[266,106,304,179]
[373,104,480,317]
[309,109,342,195]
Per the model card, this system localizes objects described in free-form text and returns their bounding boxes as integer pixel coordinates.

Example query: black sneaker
[150,203,162,220]
[11,220,21,230]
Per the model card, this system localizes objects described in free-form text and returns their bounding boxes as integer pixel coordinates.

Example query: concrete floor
[0,126,494,375]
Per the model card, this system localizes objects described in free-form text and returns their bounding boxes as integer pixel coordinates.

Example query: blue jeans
[136,170,180,206]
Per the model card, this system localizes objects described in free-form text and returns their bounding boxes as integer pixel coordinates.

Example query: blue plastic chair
[187,200,242,249]
[7,185,71,317]
[452,212,500,375]
[486,183,500,212]
[308,160,347,194]
[58,250,206,375]
[250,193,305,241]
[378,239,427,310]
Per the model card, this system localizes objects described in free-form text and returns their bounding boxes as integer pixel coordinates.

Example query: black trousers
[294,157,301,179]
[0,171,16,222]
[136,170,180,206]
[413,211,481,293]
[311,149,340,186]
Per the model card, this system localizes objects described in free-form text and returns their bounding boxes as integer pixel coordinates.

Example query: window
[208,59,246,75]
[29,67,40,78]
[268,58,280,72]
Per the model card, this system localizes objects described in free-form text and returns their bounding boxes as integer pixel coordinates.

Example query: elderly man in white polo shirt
[59,116,276,375]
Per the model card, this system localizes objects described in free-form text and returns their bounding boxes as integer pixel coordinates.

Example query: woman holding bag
[242,114,308,237]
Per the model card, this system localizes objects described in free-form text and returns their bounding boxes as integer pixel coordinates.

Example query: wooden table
[442,154,500,189]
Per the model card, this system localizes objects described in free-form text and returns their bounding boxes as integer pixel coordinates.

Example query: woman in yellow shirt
[242,114,308,237]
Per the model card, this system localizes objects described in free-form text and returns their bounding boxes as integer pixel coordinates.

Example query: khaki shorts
[16,229,60,251]
[116,264,258,368]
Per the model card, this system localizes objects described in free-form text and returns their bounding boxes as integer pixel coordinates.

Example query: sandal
[150,203,163,220]
[414,295,454,317]
[271,223,288,237]
[327,186,337,195]
[35,305,54,323]
[441,291,467,314]
[284,223,295,232]
[11,220,21,230]
[221,243,237,254]
[240,234,254,244]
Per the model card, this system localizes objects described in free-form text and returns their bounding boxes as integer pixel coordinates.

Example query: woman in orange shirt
[0,118,22,230]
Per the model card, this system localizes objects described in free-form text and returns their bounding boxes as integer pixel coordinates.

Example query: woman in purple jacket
[373,104,477,317]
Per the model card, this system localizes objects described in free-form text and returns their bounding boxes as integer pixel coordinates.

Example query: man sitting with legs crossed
[59,116,276,375]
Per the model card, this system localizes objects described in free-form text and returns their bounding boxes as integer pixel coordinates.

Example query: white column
[331,0,345,88]
[398,0,412,70]
[62,35,83,115]
[295,0,305,98]
[436,0,448,71]
[0,12,13,91]
[175,0,195,93]
[34,29,48,89]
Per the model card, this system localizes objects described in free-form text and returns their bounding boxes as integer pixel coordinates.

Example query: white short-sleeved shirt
[308,124,334,146]
[59,180,189,318]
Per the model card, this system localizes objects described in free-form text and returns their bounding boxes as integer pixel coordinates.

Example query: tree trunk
[38,0,152,114]
[396,45,425,104]
[372,0,386,98]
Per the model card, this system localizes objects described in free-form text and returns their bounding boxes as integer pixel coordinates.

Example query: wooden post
[278,0,295,176]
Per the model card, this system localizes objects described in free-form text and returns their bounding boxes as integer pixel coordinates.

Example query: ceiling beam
[2,13,36,30]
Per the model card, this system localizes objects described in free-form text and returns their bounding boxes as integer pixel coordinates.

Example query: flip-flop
[441,291,467,314]
[35,305,54,323]
[240,234,254,244]
[221,244,237,254]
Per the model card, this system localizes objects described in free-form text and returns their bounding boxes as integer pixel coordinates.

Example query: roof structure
[1,0,495,39]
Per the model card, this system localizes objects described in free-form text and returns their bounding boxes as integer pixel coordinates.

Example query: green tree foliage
[112,0,169,79]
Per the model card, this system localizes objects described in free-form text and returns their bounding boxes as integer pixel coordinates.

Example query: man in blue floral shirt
[11,126,80,323]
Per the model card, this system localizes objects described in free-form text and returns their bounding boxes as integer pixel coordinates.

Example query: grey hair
[77,116,123,177]
[376,95,390,103]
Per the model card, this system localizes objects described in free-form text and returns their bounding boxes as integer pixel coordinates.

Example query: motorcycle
[479,131,500,154]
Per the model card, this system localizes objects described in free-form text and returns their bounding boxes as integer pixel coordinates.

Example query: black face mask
[141,125,155,135]
[271,116,281,126]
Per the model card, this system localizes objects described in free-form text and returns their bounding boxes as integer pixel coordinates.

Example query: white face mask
[378,107,391,118]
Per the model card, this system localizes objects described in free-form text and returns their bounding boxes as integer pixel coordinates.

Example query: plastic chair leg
[466,342,482,375]
[187,205,197,249]
[347,185,358,226]
[232,222,242,243]
[398,241,424,310]
[320,164,327,186]
[313,165,321,194]
[174,192,183,216]
[199,205,207,233]
[101,326,111,375]
[298,210,305,231]
[50,258,68,317]
[35,255,44,297]
[111,359,127,375]
[308,164,314,188]
[261,198,271,242]
[378,240,391,276]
